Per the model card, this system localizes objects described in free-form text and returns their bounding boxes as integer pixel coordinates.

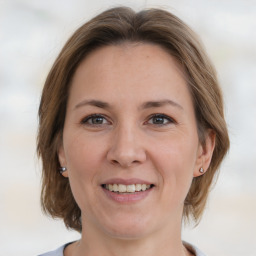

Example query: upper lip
[101,178,154,185]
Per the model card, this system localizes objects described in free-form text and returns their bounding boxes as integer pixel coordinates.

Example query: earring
[59,167,67,174]
[199,167,204,173]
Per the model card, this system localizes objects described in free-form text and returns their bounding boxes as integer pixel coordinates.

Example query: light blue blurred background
[0,0,255,255]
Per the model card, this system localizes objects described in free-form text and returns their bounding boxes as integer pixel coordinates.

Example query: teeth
[127,184,135,192]
[119,184,127,193]
[105,184,152,193]
[113,184,118,192]
[135,184,141,191]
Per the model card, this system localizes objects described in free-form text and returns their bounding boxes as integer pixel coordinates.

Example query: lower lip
[102,187,153,203]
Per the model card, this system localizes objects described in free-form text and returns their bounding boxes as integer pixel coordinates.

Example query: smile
[102,184,154,193]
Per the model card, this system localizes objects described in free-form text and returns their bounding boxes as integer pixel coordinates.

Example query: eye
[147,114,175,126]
[81,114,109,126]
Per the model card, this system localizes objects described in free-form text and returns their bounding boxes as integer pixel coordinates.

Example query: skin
[58,43,215,256]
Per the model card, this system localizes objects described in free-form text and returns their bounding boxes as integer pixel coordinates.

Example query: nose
[107,124,147,168]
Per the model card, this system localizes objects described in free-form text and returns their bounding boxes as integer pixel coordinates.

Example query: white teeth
[113,184,118,192]
[127,184,135,193]
[135,184,141,191]
[118,184,127,193]
[105,184,152,193]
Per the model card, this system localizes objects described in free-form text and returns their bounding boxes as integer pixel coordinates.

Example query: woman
[38,6,229,256]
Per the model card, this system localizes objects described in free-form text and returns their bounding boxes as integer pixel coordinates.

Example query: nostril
[111,160,119,165]
[110,159,136,168]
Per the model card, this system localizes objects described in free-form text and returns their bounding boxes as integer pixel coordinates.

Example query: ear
[193,129,216,177]
[58,143,69,178]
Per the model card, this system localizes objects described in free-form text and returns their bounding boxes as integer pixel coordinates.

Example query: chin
[102,216,152,240]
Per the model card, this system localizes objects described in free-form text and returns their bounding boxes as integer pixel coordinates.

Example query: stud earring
[199,167,204,173]
[59,167,67,174]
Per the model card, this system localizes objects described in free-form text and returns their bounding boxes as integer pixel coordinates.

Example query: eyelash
[146,114,176,126]
[80,113,176,127]
[81,114,110,126]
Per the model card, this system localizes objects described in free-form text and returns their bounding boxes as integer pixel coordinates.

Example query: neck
[67,217,191,256]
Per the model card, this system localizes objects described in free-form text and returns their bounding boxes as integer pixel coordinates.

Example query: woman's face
[58,43,212,239]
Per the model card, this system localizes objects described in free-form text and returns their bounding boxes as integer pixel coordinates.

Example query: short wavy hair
[37,6,229,232]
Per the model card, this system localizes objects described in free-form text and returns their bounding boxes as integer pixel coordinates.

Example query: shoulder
[183,241,207,256]
[38,243,67,256]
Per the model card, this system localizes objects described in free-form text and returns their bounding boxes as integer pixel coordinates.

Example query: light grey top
[38,241,206,256]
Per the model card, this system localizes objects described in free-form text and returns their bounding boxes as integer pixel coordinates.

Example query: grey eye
[81,114,109,125]
[148,114,173,125]
[151,116,168,124]
[90,116,104,124]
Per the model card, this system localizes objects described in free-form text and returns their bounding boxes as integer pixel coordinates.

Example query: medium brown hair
[37,6,229,232]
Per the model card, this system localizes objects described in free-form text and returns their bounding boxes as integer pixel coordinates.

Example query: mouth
[101,184,155,194]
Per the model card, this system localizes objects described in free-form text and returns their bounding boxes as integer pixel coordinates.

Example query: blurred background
[0,0,255,255]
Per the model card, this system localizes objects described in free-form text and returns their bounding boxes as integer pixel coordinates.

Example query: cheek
[63,138,104,213]
[63,132,105,198]
[65,131,104,172]
[152,135,198,197]
[156,135,197,171]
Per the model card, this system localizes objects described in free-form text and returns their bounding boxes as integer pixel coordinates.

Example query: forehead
[69,43,193,111]
[74,42,185,80]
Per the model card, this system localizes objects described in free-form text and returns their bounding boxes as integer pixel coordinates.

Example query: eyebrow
[74,100,111,110]
[74,99,183,110]
[140,99,183,110]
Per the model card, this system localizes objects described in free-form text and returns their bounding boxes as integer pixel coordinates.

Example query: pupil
[153,117,163,124]
[92,117,103,124]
